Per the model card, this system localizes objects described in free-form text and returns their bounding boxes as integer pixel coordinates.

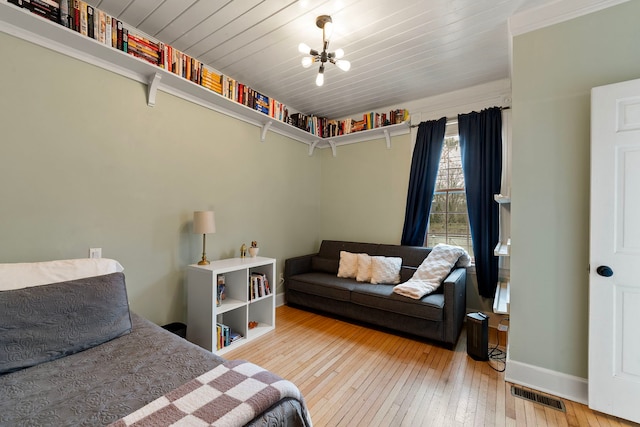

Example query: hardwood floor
[225,305,637,426]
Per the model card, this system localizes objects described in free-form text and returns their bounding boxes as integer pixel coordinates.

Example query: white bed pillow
[0,258,124,291]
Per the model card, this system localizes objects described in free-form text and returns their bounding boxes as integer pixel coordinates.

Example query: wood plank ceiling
[85,0,553,119]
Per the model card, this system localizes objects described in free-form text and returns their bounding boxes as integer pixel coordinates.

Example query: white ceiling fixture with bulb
[298,15,350,87]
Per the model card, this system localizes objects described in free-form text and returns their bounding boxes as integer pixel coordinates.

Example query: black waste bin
[162,322,187,339]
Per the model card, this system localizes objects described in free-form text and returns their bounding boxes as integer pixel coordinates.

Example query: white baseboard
[275,293,286,307]
[505,357,588,405]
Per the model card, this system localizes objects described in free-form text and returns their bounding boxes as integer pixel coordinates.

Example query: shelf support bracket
[384,129,391,149]
[328,140,337,157]
[147,73,162,107]
[308,140,320,156]
[260,121,272,142]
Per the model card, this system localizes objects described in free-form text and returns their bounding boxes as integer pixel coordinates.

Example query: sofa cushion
[311,256,339,274]
[400,266,418,283]
[286,273,359,301]
[318,241,379,260]
[375,244,431,268]
[350,284,444,321]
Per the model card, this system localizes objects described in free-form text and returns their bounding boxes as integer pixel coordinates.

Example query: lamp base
[198,252,210,265]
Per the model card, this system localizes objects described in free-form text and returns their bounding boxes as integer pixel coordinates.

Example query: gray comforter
[0,314,309,426]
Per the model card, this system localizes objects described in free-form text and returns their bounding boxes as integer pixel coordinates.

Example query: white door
[589,77,640,423]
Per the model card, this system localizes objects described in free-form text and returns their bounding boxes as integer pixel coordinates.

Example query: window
[425,136,474,258]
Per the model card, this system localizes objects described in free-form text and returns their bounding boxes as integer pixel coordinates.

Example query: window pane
[448,167,464,189]
[448,193,467,213]
[426,136,473,260]
[427,234,447,247]
[447,213,469,235]
[429,213,446,234]
[431,193,446,212]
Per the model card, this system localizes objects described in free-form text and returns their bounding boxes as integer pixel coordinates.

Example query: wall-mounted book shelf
[0,2,410,156]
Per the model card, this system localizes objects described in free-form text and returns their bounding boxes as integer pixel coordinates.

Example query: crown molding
[509,0,630,37]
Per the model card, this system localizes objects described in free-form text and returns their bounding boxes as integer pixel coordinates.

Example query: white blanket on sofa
[393,244,470,299]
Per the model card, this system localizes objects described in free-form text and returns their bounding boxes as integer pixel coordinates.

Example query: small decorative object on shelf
[249,241,259,257]
[240,243,247,258]
[248,321,258,329]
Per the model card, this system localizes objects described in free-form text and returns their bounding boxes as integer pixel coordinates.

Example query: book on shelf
[86,4,93,39]
[116,20,123,50]
[71,0,79,31]
[228,329,242,343]
[23,0,59,23]
[215,322,241,350]
[127,34,160,66]
[97,10,106,43]
[111,17,117,47]
[249,272,271,300]
[59,0,69,27]
[216,274,225,307]
[201,67,222,94]
[217,323,230,348]
[79,0,87,36]
[122,28,128,53]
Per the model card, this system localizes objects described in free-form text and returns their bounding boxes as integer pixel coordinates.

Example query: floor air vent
[511,386,566,412]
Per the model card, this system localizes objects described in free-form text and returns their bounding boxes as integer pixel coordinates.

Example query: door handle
[596,266,614,277]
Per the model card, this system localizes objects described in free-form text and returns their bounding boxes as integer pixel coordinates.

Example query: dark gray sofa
[284,240,467,347]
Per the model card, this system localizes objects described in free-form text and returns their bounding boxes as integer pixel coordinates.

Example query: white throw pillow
[356,253,372,282]
[370,256,402,284]
[337,251,359,279]
[0,258,124,291]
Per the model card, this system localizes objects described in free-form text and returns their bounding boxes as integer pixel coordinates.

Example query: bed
[0,258,312,427]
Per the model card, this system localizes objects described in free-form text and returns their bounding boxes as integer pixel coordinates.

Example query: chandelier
[298,15,351,87]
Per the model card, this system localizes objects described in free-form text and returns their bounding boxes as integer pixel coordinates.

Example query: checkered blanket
[109,359,312,427]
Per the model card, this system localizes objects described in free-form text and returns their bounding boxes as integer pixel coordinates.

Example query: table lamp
[193,211,216,265]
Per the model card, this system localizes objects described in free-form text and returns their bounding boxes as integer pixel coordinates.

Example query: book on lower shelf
[216,322,242,350]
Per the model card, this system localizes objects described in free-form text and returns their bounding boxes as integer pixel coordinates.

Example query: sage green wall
[0,33,321,326]
[319,136,412,244]
[510,1,640,378]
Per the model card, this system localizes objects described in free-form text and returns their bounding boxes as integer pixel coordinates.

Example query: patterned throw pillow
[337,251,359,279]
[370,256,402,284]
[356,253,372,282]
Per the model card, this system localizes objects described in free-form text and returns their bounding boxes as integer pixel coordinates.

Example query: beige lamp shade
[193,211,216,234]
